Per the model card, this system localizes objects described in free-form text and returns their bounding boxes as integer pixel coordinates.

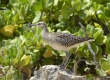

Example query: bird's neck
[42,27,49,34]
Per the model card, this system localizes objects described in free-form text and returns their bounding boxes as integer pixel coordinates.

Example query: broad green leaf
[45,0,54,8]
[59,51,66,56]
[107,3,110,9]
[96,47,102,61]
[0,14,4,27]
[107,54,110,63]
[54,11,60,20]
[90,42,98,54]
[0,25,15,37]
[54,0,58,6]
[94,0,103,3]
[14,14,19,23]
[19,5,25,20]
[9,0,21,6]
[78,29,85,37]
[93,28,107,45]
[43,48,53,58]
[95,35,107,45]
[106,35,110,54]
[9,0,28,6]
[1,59,10,66]
[65,0,71,6]
[20,0,28,2]
[0,56,4,62]
[104,9,110,18]
[86,24,95,36]
[78,10,90,20]
[61,6,72,19]
[11,58,18,65]
[32,12,42,23]
[58,0,64,8]
[25,38,33,46]
[31,1,42,11]
[99,58,107,65]
[18,55,31,66]
[101,62,110,71]
[96,69,107,76]
[93,28,102,39]
[55,23,64,29]
[81,0,91,9]
[72,1,82,11]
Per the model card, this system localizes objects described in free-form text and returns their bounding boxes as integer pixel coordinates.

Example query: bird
[29,21,94,69]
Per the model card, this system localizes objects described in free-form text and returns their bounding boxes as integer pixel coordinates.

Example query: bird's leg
[59,51,71,69]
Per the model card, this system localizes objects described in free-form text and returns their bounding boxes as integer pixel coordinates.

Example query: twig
[79,22,98,68]
[73,53,81,75]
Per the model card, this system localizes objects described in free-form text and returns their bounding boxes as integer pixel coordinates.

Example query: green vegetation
[0,0,110,79]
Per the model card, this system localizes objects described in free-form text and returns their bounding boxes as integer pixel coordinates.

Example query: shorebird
[29,21,94,69]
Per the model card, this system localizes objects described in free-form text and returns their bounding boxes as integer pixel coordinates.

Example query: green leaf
[0,14,5,27]
[14,14,19,23]
[104,9,110,18]
[31,1,42,11]
[59,51,66,56]
[106,35,110,54]
[18,55,31,66]
[32,12,42,23]
[54,0,58,6]
[90,42,98,54]
[55,23,64,29]
[20,0,28,2]
[25,38,33,46]
[96,69,107,76]
[19,5,25,19]
[1,59,10,66]
[81,0,91,9]
[93,28,102,39]
[58,0,64,8]
[9,0,20,6]
[54,11,60,20]
[61,6,72,19]
[78,10,90,19]
[9,0,28,6]
[45,0,54,8]
[11,58,18,65]
[107,54,110,63]
[93,0,103,3]
[107,3,110,9]
[72,1,82,11]
[86,24,95,36]
[93,28,107,45]
[78,29,85,37]
[99,58,107,65]
[95,35,107,45]
[101,62,110,71]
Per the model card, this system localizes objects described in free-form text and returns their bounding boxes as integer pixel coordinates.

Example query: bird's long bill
[28,23,37,26]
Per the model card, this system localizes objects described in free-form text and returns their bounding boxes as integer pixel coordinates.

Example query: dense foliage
[0,0,110,79]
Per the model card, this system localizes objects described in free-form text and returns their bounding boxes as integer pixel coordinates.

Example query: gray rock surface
[30,65,84,80]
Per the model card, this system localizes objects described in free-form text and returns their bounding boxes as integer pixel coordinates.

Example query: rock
[30,65,84,80]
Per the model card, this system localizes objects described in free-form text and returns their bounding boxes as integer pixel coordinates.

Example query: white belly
[47,41,86,51]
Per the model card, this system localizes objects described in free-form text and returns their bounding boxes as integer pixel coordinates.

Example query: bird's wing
[50,32,79,47]
[49,32,93,47]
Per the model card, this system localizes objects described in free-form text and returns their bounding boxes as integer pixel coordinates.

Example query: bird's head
[29,21,46,29]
